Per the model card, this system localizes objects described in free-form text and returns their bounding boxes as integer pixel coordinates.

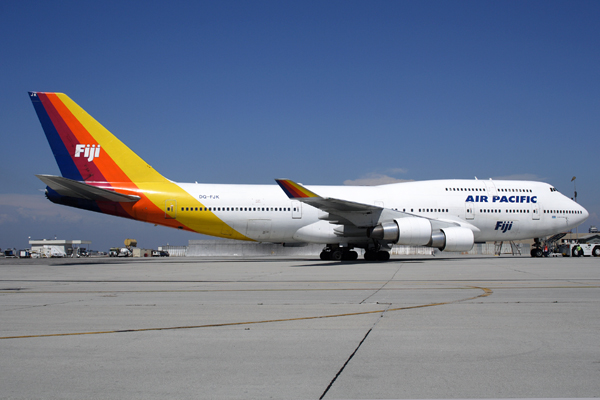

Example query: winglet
[275,179,320,199]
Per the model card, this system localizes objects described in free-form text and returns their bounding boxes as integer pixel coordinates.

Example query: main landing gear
[364,250,390,261]
[319,245,390,261]
[320,247,358,261]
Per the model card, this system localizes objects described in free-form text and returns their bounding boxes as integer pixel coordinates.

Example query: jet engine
[432,226,474,252]
[369,218,474,252]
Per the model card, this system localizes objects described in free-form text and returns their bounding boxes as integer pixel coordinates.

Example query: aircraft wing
[275,179,461,230]
[277,178,380,207]
[276,179,380,212]
[276,179,382,226]
[36,175,141,203]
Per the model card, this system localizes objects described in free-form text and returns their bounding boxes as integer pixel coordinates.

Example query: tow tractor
[558,241,600,257]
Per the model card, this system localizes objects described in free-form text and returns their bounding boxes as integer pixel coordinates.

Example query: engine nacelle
[439,227,474,252]
[370,218,474,252]
[370,218,432,246]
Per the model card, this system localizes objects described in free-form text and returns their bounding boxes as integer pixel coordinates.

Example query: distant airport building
[29,239,91,258]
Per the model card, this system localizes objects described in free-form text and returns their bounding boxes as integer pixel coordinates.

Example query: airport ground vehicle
[4,249,17,258]
[109,247,132,257]
[558,242,600,257]
[19,250,31,258]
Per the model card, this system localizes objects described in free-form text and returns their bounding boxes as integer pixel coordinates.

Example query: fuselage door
[465,202,475,220]
[292,201,302,219]
[532,204,540,220]
[165,199,177,219]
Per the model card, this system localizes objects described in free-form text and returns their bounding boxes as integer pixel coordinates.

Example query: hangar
[29,239,91,258]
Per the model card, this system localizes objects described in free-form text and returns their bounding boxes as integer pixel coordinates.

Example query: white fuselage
[176,179,588,244]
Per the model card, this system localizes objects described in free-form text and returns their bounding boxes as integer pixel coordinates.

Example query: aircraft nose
[581,206,589,221]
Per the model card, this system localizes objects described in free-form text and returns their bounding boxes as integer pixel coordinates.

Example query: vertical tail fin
[29,92,166,184]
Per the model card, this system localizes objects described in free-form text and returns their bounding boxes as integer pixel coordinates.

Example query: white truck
[109,247,132,257]
[558,242,600,257]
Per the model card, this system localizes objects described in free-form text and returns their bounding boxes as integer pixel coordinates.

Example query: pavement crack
[360,267,401,304]
[320,304,390,399]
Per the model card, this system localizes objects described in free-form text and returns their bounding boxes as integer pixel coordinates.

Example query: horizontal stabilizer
[36,175,140,203]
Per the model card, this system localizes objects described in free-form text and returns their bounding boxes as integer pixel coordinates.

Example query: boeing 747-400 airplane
[29,92,589,260]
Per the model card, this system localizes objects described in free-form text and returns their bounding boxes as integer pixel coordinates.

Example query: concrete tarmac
[1,255,599,399]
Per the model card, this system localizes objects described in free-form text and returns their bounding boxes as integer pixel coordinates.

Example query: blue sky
[1,1,599,251]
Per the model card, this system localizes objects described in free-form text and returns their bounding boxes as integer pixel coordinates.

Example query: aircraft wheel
[572,247,581,257]
[592,246,600,257]
[342,250,358,261]
[320,251,331,261]
[364,250,377,261]
[349,251,358,260]
[377,251,390,261]
[331,250,343,261]
[534,248,543,258]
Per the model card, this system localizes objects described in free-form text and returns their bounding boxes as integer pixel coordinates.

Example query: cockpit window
[550,187,558,192]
